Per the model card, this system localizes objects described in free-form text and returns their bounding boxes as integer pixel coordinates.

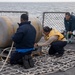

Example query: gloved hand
[73,30,75,35]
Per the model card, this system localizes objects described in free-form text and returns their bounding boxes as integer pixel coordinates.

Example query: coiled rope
[0,42,14,71]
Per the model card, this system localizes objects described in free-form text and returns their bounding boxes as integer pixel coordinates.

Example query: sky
[0,0,75,2]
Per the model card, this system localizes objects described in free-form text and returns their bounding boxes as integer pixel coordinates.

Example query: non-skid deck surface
[0,43,75,75]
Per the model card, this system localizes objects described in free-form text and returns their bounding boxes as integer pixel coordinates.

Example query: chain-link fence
[42,12,66,32]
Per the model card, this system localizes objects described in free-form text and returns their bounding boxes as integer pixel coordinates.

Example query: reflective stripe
[16,48,35,53]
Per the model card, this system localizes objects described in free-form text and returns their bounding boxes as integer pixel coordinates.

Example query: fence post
[42,12,45,27]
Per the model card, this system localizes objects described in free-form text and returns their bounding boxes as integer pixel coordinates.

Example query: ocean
[0,2,75,15]
[0,2,75,31]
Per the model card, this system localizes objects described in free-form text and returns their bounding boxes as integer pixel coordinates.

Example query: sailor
[64,12,75,43]
[10,14,36,69]
[34,26,67,57]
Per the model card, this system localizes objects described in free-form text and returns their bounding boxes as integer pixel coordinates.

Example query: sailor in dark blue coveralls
[64,12,75,43]
[64,12,75,33]
[10,14,36,69]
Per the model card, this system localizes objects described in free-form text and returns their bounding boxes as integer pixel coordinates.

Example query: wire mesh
[42,12,66,32]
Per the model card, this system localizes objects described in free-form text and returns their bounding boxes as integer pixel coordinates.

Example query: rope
[0,42,14,71]
[1,47,11,55]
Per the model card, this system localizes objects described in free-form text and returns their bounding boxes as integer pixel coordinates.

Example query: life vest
[44,29,64,41]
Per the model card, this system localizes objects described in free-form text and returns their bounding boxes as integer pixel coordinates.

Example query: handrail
[0,11,28,14]
[43,12,66,14]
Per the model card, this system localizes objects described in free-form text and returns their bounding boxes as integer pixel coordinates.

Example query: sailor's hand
[34,43,38,48]
[67,31,72,34]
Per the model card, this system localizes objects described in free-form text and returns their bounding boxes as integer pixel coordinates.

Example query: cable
[0,42,14,71]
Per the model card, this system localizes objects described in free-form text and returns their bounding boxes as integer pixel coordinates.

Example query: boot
[28,55,34,68]
[56,49,64,57]
[22,55,30,69]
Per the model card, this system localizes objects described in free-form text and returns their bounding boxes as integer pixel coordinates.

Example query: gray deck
[47,43,75,75]
[0,42,75,75]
